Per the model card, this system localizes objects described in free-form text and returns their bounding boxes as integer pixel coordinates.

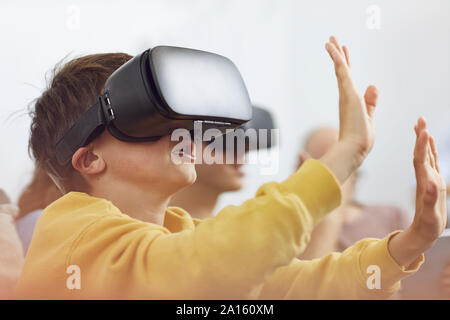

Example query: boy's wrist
[388,227,431,268]
[405,223,437,252]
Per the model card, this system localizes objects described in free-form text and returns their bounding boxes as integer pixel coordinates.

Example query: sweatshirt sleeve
[70,159,341,299]
[257,231,424,300]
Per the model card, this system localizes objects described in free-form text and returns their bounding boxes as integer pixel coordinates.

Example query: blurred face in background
[194,142,245,193]
[305,127,339,159]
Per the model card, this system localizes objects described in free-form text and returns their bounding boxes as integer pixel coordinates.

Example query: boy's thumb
[364,85,379,118]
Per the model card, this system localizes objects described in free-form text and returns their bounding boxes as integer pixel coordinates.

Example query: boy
[17,37,447,299]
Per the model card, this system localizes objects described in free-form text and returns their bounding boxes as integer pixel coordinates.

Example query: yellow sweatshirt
[16,159,423,299]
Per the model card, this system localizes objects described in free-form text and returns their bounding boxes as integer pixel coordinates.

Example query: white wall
[0,0,449,218]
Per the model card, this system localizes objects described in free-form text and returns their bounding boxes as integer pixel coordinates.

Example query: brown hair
[29,53,132,192]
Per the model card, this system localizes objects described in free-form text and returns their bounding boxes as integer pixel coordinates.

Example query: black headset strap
[54,98,106,166]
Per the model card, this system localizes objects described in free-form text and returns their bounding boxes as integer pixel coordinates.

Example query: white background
[0,0,449,218]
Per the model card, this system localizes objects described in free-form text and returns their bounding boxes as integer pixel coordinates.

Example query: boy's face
[92,131,197,195]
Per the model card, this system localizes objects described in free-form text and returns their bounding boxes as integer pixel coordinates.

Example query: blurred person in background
[16,165,62,253]
[169,140,245,219]
[0,165,61,297]
[0,189,24,298]
[296,126,410,260]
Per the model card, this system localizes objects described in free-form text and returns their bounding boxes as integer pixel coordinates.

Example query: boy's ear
[72,146,106,175]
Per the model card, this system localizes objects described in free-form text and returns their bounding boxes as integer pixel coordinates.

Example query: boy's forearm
[320,141,364,184]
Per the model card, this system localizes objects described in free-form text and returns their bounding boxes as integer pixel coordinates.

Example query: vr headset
[54,46,253,165]
[242,106,276,150]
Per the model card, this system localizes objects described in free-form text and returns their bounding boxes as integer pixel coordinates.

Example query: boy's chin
[175,164,197,186]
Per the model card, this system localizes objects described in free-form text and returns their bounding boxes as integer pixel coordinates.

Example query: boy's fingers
[414,130,429,171]
[342,45,351,68]
[413,130,440,209]
[418,117,427,132]
[326,42,351,85]
[326,42,345,67]
[415,117,428,139]
[428,143,435,170]
[330,36,344,55]
[429,135,440,173]
[364,85,379,118]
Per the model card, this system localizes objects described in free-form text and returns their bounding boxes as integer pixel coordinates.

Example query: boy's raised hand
[326,36,378,157]
[320,36,379,183]
[388,118,447,268]
[410,118,447,243]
